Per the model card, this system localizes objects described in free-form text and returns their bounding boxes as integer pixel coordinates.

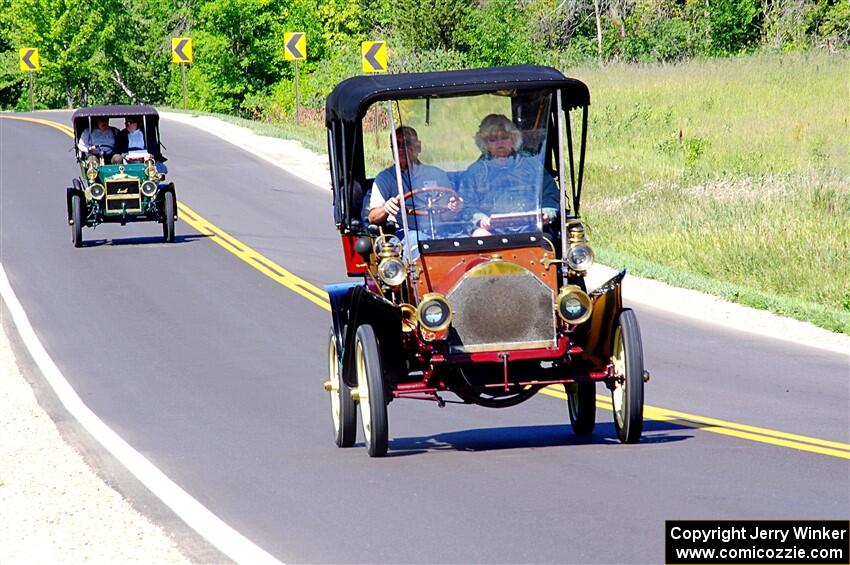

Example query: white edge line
[0,263,283,565]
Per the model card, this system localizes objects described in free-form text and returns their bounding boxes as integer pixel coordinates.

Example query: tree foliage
[0,0,845,112]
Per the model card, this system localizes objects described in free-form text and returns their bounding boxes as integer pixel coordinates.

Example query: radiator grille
[105,179,141,213]
[446,263,556,353]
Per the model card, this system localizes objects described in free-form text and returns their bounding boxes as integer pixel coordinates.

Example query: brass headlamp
[556,285,593,325]
[86,160,98,181]
[565,220,594,273]
[144,157,161,180]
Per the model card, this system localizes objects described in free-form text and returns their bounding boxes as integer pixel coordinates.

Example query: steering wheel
[402,186,463,217]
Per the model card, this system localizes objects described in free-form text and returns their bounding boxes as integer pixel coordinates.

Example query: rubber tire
[329,327,356,447]
[355,324,388,457]
[71,193,83,248]
[567,381,596,436]
[162,191,175,243]
[611,309,644,443]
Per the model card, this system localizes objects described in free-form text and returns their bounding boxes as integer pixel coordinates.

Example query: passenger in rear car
[113,117,146,163]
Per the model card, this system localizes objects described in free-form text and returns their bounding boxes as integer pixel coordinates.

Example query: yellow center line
[0,114,76,136]
[176,202,331,311]
[12,115,848,460]
[541,387,850,459]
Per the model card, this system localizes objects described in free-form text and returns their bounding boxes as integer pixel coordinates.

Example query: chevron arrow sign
[172,38,193,63]
[19,48,40,71]
[361,41,387,74]
[284,32,306,61]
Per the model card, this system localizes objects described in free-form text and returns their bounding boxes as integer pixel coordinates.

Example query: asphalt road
[1,112,848,564]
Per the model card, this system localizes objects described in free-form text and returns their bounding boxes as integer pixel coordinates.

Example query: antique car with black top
[323,66,648,457]
[67,105,177,247]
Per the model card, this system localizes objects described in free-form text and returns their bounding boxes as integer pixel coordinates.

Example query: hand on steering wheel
[402,186,463,217]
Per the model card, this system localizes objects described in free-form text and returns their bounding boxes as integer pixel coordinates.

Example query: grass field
[574,53,849,333]
[181,52,850,334]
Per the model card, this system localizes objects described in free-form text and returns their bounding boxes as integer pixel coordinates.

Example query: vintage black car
[68,105,177,247]
[324,66,648,457]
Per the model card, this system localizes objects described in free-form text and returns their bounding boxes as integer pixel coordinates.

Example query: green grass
[166,52,850,334]
[574,52,849,333]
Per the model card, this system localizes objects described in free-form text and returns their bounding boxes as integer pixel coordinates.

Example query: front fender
[578,269,625,368]
[326,283,403,388]
[66,178,86,221]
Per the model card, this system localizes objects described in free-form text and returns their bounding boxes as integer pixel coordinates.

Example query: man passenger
[365,126,458,228]
[77,117,118,165]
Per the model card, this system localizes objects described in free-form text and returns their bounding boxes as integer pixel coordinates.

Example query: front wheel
[162,191,175,243]
[328,327,356,447]
[355,324,388,457]
[610,309,644,443]
[71,194,83,248]
[567,381,596,436]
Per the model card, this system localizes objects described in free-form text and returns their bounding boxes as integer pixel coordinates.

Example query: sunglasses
[484,133,511,143]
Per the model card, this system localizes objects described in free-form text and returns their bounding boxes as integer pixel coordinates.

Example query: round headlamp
[88,183,105,200]
[141,181,158,198]
[566,243,594,272]
[556,286,593,325]
[377,257,406,287]
[417,294,452,332]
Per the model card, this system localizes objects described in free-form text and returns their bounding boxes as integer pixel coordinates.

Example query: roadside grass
[575,52,849,334]
[163,52,850,334]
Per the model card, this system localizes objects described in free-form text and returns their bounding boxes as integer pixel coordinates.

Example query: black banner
[666,520,849,564]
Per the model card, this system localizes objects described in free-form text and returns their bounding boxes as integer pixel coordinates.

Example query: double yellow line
[541,387,850,459]
[6,114,848,460]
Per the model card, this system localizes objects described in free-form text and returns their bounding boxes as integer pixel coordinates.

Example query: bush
[708,0,762,54]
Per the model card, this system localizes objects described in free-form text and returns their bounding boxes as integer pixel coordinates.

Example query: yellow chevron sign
[284,32,306,61]
[172,38,193,63]
[19,48,40,71]
[361,41,387,73]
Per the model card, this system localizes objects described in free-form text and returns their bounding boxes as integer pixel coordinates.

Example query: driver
[77,117,119,164]
[365,126,460,230]
[460,114,560,237]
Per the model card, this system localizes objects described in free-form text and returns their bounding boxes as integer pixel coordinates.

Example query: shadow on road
[383,420,692,456]
[81,233,209,247]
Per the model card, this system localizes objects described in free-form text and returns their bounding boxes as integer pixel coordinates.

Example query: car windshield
[372,91,555,246]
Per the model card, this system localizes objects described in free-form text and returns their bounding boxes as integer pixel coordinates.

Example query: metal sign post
[294,60,300,125]
[284,32,306,126]
[171,38,193,111]
[19,48,40,111]
[181,64,187,110]
[362,41,387,147]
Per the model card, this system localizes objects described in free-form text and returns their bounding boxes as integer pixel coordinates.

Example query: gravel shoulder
[1,112,847,565]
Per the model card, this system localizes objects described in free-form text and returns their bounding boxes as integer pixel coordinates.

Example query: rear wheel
[328,327,356,447]
[610,309,644,443]
[567,381,596,436]
[355,324,388,457]
[162,191,175,243]
[71,194,83,248]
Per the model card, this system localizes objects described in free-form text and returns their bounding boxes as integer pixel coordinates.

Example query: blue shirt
[460,153,560,229]
[366,162,452,228]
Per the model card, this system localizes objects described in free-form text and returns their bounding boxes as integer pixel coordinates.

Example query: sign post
[361,41,388,146]
[284,32,306,125]
[171,38,193,110]
[19,48,40,112]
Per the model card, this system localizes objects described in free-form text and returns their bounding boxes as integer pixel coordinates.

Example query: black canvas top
[71,105,159,121]
[325,65,590,126]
